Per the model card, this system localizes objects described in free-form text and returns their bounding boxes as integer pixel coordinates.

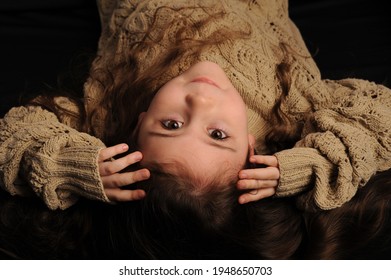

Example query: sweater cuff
[24,137,110,210]
[274,147,332,197]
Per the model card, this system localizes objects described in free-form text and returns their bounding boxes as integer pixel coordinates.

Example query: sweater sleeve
[0,106,110,210]
[274,79,391,210]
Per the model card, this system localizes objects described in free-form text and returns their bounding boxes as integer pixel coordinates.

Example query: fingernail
[137,190,146,199]
[239,197,246,204]
[142,169,150,179]
[239,172,247,179]
[134,152,142,161]
[122,144,129,151]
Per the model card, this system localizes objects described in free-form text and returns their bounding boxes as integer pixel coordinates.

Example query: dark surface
[1,0,390,117]
[0,0,100,117]
[289,0,391,85]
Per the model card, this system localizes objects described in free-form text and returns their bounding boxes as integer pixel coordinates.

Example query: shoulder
[28,96,83,130]
[2,105,58,123]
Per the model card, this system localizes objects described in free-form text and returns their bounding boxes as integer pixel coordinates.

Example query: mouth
[191,77,221,89]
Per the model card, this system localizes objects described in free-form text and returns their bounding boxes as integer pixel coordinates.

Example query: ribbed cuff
[274,147,329,197]
[275,147,356,210]
[25,135,109,210]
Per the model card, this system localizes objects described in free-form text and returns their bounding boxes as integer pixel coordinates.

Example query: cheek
[137,134,153,156]
[137,135,174,165]
[236,150,249,170]
[236,138,250,166]
[227,99,247,123]
[136,127,154,160]
[138,142,159,167]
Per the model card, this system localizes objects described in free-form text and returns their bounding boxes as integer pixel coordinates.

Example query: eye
[161,120,184,130]
[208,129,229,140]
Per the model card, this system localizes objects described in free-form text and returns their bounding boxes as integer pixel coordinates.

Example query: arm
[275,79,391,210]
[0,105,110,210]
[238,79,391,210]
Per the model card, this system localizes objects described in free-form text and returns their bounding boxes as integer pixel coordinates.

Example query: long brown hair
[122,162,304,259]
[302,169,391,259]
[264,42,308,153]
[86,4,306,259]
[11,2,391,260]
[1,168,390,259]
[16,4,306,259]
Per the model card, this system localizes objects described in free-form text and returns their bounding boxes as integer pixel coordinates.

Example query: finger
[99,151,143,176]
[237,179,278,190]
[105,188,146,202]
[239,166,280,180]
[248,140,255,158]
[98,143,129,162]
[249,155,278,167]
[238,187,276,204]
[102,169,150,188]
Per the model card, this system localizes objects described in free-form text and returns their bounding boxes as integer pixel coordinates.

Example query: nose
[185,86,218,109]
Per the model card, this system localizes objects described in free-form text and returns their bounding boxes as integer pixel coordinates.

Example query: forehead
[142,155,241,192]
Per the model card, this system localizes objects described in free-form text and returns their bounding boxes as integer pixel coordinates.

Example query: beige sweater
[1,0,391,210]
[0,104,109,210]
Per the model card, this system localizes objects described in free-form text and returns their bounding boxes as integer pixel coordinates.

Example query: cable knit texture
[0,105,109,210]
[1,0,391,210]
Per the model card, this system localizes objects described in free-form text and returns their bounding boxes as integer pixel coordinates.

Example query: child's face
[137,61,252,186]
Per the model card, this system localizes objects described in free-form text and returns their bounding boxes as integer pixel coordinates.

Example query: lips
[191,77,220,89]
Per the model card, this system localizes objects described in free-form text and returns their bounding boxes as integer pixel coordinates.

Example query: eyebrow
[147,131,237,152]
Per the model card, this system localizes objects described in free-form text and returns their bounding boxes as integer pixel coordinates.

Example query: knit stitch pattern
[0,105,109,210]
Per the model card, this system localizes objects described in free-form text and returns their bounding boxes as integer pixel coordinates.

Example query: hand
[237,155,279,204]
[98,143,150,202]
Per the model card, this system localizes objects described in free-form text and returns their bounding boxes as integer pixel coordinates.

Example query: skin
[98,61,279,203]
[98,143,150,201]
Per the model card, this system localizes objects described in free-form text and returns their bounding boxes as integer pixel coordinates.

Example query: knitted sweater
[1,0,391,210]
[0,103,109,210]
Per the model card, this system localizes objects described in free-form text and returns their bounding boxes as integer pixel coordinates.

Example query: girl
[2,0,390,211]
[1,0,391,258]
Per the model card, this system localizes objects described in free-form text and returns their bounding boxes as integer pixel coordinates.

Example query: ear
[138,112,146,124]
[248,133,256,157]
[132,112,146,139]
